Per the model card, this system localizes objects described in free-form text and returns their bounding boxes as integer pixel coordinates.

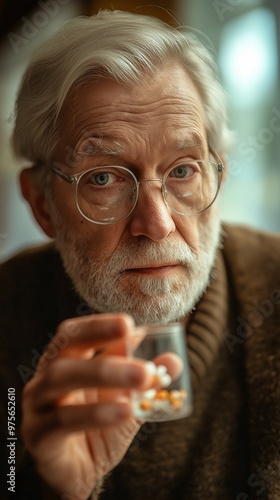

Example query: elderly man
[0,9,280,500]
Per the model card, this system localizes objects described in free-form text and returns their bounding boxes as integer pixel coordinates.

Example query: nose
[129,179,176,241]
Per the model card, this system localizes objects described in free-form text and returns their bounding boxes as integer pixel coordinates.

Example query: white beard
[53,209,221,325]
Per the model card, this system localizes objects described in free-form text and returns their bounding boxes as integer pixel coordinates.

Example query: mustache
[92,239,197,275]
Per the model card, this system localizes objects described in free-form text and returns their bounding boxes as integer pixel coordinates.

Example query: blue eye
[86,171,117,187]
[93,172,110,185]
[169,165,193,178]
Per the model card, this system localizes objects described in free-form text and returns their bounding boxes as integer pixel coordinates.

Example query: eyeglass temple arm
[208,146,224,174]
[51,163,75,184]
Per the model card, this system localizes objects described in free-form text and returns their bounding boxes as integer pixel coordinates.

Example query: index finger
[36,313,134,370]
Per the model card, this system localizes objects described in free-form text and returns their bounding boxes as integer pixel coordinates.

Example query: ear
[20,166,56,238]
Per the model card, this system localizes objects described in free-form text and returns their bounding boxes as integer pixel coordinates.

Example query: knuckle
[58,318,81,338]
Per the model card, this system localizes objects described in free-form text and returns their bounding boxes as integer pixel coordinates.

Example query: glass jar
[127,322,192,422]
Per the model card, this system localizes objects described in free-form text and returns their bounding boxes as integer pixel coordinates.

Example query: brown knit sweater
[0,224,279,499]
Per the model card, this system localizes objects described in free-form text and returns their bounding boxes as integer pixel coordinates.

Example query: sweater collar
[186,250,229,390]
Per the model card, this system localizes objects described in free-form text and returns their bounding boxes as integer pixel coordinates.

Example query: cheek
[78,219,129,262]
[174,206,219,252]
[196,204,221,247]
[50,182,125,256]
[51,182,76,219]
[174,215,201,250]
[85,230,121,261]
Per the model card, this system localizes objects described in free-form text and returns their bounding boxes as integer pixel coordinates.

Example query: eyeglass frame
[51,147,224,225]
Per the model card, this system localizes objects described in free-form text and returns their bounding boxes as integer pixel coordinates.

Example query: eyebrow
[175,139,205,151]
[74,139,124,162]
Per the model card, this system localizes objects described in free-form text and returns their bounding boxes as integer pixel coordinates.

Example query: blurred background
[0,0,279,261]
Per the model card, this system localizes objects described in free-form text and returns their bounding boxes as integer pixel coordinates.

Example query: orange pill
[169,390,181,402]
[155,390,169,400]
[170,399,183,410]
[140,400,153,411]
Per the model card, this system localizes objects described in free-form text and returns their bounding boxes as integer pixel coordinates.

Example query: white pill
[170,390,181,399]
[142,389,156,399]
[157,364,167,375]
[160,373,172,388]
[145,361,157,375]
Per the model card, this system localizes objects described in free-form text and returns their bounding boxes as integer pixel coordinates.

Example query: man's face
[49,62,221,324]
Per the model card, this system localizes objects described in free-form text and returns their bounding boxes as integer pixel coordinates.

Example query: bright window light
[219,8,278,107]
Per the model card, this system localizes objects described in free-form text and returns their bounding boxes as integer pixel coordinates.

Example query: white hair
[12,10,232,169]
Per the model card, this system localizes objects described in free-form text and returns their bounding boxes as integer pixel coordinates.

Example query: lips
[125,262,178,270]
[122,263,180,275]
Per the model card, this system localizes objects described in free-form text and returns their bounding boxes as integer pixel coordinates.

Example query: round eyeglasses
[51,150,224,225]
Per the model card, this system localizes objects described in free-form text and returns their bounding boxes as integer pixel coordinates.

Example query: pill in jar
[132,363,189,421]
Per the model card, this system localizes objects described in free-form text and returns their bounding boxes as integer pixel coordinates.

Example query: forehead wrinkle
[69,94,203,125]
[62,83,205,133]
[72,109,205,137]
[115,102,201,123]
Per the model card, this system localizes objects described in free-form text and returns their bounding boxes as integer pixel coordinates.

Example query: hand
[21,314,156,499]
